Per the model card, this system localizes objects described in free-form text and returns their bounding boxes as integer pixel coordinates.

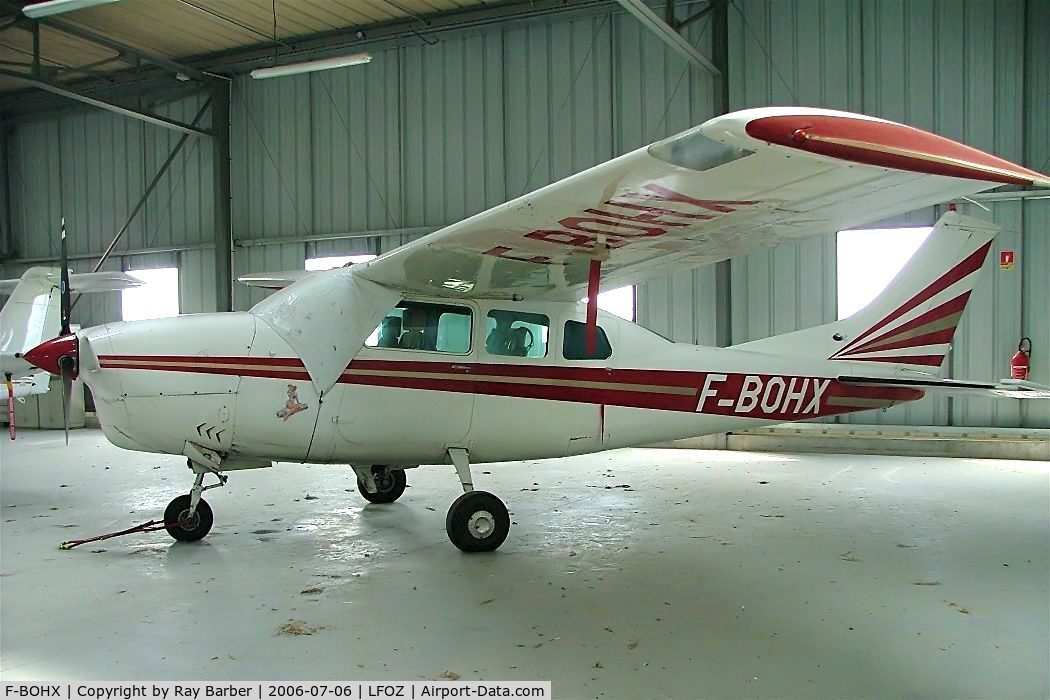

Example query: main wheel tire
[164,494,213,542]
[445,490,510,553]
[358,468,407,504]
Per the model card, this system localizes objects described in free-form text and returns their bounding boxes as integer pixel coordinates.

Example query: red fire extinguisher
[1011,337,1031,380]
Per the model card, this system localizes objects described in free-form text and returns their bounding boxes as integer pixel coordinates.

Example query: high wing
[354,107,1049,300]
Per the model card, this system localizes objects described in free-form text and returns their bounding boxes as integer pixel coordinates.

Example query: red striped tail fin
[734,211,997,372]
[827,213,994,369]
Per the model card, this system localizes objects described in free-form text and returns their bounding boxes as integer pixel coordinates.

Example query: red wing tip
[745,114,1048,188]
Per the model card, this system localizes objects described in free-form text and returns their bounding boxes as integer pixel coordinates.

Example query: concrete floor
[1,430,1047,698]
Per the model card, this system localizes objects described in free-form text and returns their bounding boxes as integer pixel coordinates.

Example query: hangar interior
[1,0,1047,434]
[1,0,1048,694]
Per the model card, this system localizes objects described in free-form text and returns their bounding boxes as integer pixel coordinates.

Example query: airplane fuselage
[77,296,920,470]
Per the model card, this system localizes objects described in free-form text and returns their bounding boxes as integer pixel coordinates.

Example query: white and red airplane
[18,107,1050,552]
[1,266,140,438]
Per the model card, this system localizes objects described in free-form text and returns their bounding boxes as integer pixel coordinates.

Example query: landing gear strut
[355,465,407,504]
[165,457,227,542]
[445,448,509,553]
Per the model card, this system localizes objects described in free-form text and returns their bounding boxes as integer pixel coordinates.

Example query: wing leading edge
[355,106,1049,301]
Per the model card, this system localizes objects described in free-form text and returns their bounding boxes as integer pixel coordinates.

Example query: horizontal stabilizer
[838,375,1050,399]
[9,371,51,399]
[237,270,312,291]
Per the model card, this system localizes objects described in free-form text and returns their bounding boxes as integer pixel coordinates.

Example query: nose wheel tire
[358,468,407,504]
[445,491,510,553]
[164,494,213,542]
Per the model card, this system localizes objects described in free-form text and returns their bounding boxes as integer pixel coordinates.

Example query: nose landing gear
[164,492,214,542]
[165,454,227,543]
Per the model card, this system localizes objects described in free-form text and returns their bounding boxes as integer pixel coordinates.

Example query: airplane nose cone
[22,333,78,378]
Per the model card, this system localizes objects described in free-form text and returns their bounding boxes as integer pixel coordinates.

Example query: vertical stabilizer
[733,211,997,373]
[0,268,62,378]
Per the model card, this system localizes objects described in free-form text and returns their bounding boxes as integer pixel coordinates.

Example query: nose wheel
[165,457,226,543]
[164,494,213,542]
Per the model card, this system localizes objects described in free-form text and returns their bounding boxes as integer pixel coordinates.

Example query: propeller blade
[60,362,72,446]
[59,218,71,337]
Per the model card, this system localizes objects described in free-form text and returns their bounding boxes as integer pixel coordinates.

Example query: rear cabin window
[366,301,472,353]
[485,310,549,358]
[563,320,612,360]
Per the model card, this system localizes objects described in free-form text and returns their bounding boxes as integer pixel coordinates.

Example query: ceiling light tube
[250,53,373,79]
[23,0,120,18]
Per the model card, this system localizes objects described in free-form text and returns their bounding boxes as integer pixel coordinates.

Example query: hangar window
[486,310,549,358]
[837,226,933,319]
[305,254,377,271]
[121,267,179,322]
[579,285,635,321]
[366,301,472,353]
[563,320,612,360]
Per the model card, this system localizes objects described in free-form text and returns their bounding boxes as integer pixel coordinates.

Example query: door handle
[451,364,471,372]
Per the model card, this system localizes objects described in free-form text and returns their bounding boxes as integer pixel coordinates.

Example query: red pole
[5,374,15,440]
[586,258,601,355]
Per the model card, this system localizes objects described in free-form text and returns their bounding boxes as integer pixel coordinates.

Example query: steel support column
[710,0,732,348]
[210,80,233,312]
[0,127,11,258]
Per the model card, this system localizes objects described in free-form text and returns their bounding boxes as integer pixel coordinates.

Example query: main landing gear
[444,448,510,553]
[354,465,407,504]
[352,451,511,553]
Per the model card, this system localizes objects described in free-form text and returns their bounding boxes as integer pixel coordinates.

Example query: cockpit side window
[365,301,472,353]
[562,320,612,360]
[485,310,550,358]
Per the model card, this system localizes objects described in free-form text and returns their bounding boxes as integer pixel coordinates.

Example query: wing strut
[585,258,601,355]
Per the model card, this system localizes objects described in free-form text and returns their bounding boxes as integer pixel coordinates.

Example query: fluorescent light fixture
[23,0,119,18]
[250,53,373,80]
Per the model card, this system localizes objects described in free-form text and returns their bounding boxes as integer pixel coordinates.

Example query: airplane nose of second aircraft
[21,333,78,378]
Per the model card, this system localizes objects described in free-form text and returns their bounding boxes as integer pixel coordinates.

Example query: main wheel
[358,467,407,504]
[164,494,213,542]
[445,491,510,553]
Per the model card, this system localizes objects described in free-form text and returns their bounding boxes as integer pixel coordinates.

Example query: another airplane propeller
[58,218,74,445]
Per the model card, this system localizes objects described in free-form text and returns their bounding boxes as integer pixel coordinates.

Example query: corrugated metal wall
[229,12,716,309]
[1,0,1046,428]
[714,0,1047,428]
[1,92,214,328]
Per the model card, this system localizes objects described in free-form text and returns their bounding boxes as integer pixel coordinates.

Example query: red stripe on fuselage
[96,354,922,419]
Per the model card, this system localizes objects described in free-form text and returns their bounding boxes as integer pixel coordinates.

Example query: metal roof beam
[615,0,720,76]
[0,68,211,135]
[0,1,210,82]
